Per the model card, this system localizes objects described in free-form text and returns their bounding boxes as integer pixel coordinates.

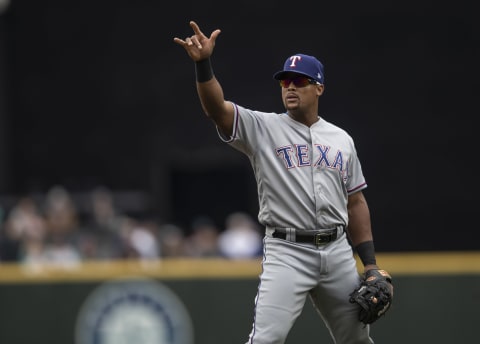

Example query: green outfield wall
[0,252,479,344]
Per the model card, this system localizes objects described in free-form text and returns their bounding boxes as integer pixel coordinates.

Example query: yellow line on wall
[0,258,262,284]
[0,251,478,284]
[371,251,480,275]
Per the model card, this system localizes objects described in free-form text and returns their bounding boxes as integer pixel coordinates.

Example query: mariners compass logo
[75,278,194,344]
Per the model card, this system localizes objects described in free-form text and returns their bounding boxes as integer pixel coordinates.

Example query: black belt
[271,227,341,246]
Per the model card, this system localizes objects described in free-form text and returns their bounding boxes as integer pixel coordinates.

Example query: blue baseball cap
[273,53,325,85]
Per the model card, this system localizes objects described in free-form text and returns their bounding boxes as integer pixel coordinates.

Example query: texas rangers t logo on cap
[289,55,303,67]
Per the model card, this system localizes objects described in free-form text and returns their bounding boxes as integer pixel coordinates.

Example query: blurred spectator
[183,215,221,257]
[87,186,125,233]
[1,196,47,262]
[43,185,79,236]
[158,223,187,257]
[78,186,126,259]
[218,211,263,259]
[40,185,82,267]
[119,217,161,260]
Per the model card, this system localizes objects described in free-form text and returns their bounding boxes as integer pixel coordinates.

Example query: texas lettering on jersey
[275,143,349,183]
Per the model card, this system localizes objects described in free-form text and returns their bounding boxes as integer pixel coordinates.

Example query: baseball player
[174,21,392,344]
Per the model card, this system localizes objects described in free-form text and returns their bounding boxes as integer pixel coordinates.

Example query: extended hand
[173,21,221,61]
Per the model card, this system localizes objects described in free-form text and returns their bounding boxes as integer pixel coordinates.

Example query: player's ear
[316,84,325,96]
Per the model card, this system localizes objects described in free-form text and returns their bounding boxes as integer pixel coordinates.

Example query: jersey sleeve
[216,101,238,143]
[216,103,272,157]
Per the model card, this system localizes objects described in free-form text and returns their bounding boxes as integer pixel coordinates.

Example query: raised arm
[173,21,234,137]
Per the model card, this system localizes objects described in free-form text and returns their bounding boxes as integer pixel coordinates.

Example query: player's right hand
[173,21,221,62]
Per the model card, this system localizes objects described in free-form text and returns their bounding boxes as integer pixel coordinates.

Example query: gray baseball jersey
[218,103,374,344]
[219,103,367,230]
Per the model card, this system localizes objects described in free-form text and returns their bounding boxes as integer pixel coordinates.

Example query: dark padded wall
[0,275,479,344]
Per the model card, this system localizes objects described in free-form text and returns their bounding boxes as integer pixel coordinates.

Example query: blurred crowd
[0,185,264,268]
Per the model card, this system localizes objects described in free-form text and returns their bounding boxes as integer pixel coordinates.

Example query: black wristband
[355,240,377,266]
[195,58,214,82]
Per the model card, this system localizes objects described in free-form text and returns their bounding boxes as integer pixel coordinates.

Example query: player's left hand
[349,269,393,325]
[173,21,221,62]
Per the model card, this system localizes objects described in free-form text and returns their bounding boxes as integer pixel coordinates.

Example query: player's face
[279,74,324,112]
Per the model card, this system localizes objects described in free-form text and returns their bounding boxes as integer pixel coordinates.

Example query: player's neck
[287,111,320,127]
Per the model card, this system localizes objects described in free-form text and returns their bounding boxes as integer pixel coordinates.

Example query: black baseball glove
[349,269,393,325]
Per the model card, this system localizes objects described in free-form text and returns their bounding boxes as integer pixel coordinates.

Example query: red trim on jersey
[216,102,239,143]
[347,182,367,194]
